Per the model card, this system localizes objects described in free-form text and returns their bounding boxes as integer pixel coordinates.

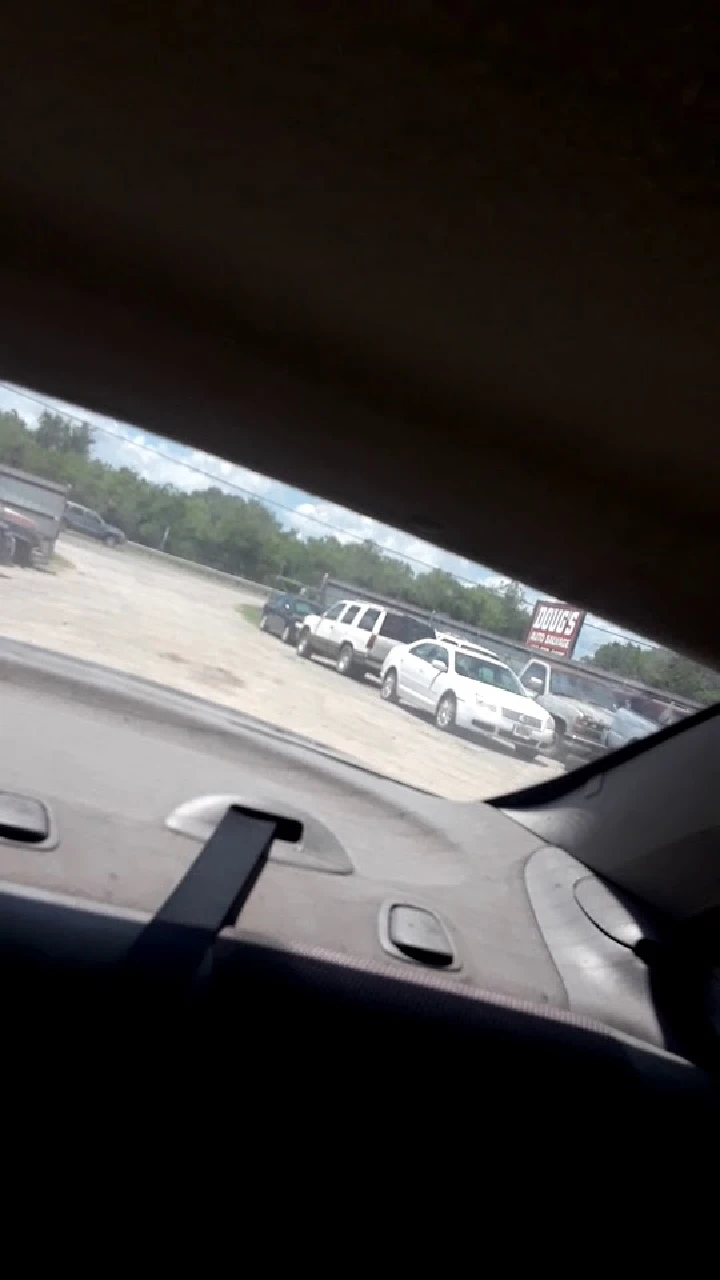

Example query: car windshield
[2,378,720,1047]
[454,652,525,695]
[0,383,717,844]
[548,670,619,710]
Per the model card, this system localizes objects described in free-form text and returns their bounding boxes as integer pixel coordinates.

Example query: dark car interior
[1,4,718,1185]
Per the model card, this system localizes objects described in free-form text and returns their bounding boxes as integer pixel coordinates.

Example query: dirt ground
[1,537,563,801]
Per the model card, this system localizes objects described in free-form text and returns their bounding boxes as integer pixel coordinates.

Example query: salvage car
[259,592,316,645]
[380,638,555,760]
[63,501,126,547]
[518,658,619,762]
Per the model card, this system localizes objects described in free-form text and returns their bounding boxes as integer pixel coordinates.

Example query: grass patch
[236,602,263,627]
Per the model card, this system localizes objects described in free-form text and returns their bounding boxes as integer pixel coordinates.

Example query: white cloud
[283,497,497,584]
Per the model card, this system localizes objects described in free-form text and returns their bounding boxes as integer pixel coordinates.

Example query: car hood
[457,679,550,720]
[610,707,658,737]
[547,695,614,727]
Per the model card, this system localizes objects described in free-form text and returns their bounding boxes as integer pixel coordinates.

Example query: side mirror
[525,676,544,693]
[431,659,448,672]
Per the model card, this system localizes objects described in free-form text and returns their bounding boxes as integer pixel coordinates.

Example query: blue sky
[0,380,654,660]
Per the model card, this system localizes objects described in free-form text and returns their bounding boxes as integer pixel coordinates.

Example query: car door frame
[411,642,451,709]
[519,658,550,698]
[312,600,348,654]
[399,641,443,705]
[353,605,383,665]
[331,602,363,655]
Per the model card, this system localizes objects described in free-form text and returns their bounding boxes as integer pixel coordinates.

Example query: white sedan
[379,638,555,760]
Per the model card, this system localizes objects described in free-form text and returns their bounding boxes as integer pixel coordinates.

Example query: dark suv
[63,502,126,546]
[259,592,317,644]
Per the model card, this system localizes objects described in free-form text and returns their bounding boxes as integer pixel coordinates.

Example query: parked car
[605,704,659,751]
[0,505,42,566]
[517,657,619,761]
[0,464,69,562]
[605,697,690,750]
[63,501,126,546]
[259,592,317,644]
[380,638,555,760]
[296,599,435,677]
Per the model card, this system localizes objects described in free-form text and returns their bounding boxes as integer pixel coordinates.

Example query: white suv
[379,638,555,760]
[296,600,435,678]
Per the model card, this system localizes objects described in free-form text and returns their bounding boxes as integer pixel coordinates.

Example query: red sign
[526,600,585,658]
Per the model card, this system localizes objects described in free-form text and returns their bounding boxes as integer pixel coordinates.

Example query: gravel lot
[1,538,563,800]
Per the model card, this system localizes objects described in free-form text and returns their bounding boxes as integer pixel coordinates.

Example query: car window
[406,617,436,643]
[409,642,436,661]
[323,602,346,620]
[454,652,526,694]
[357,607,381,631]
[380,612,435,642]
[549,668,619,710]
[521,661,548,692]
[3,374,718,1024]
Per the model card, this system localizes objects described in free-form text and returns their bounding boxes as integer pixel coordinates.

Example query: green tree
[35,412,94,458]
[591,641,720,705]
[0,408,540,643]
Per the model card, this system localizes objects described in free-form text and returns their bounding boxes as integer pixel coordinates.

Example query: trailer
[0,465,69,563]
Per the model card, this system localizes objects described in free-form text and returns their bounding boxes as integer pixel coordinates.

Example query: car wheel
[281,623,293,644]
[259,612,268,631]
[514,744,538,761]
[336,643,354,676]
[296,629,313,658]
[0,531,16,565]
[14,540,33,568]
[435,692,456,732]
[381,669,399,702]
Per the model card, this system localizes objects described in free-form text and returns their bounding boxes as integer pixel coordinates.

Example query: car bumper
[454,701,554,750]
[564,733,608,759]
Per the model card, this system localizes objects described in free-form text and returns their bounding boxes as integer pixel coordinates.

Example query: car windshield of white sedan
[1,380,718,814]
[454,653,525,695]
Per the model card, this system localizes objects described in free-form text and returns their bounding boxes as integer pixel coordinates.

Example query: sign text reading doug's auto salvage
[526,601,585,658]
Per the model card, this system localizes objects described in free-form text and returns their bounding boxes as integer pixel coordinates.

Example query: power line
[0,381,654,647]
[8,381,543,594]
[2,382,486,579]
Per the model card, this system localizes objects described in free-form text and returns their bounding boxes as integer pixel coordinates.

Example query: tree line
[589,642,720,706]
[1,408,718,704]
[0,409,531,637]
